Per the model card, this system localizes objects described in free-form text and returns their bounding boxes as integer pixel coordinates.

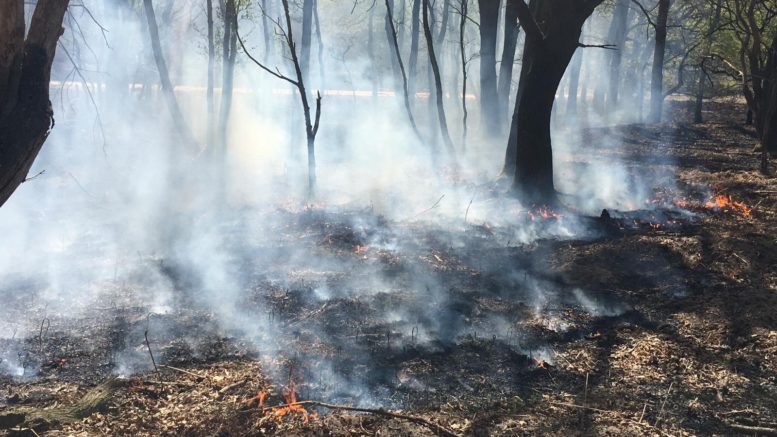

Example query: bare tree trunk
[496,0,520,131]
[423,0,455,153]
[505,0,601,200]
[385,0,403,87]
[0,0,69,208]
[649,0,670,123]
[261,0,270,63]
[478,0,501,134]
[693,0,721,123]
[565,49,583,116]
[409,0,422,98]
[142,0,198,148]
[385,0,424,143]
[206,0,215,148]
[313,0,325,87]
[301,0,314,85]
[459,0,469,147]
[606,0,629,108]
[219,0,238,155]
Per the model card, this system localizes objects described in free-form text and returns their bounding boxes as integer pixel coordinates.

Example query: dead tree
[142,0,198,148]
[423,0,456,153]
[503,0,603,201]
[385,0,425,143]
[409,0,422,98]
[239,0,322,193]
[478,0,501,134]
[0,0,70,208]
[301,0,314,85]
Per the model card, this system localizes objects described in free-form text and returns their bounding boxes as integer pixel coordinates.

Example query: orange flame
[704,194,752,217]
[246,384,312,424]
[527,205,562,221]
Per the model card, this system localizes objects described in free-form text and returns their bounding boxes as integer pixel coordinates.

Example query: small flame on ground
[526,205,562,221]
[704,194,752,217]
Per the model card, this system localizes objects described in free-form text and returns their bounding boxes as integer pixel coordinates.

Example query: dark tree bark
[385,0,403,87]
[693,0,721,123]
[478,0,501,134]
[206,0,216,147]
[0,0,69,208]
[504,0,602,200]
[238,0,322,194]
[606,0,629,107]
[649,0,670,123]
[385,0,424,143]
[496,0,520,130]
[459,0,469,147]
[142,0,198,148]
[409,0,422,98]
[423,0,455,153]
[218,0,238,156]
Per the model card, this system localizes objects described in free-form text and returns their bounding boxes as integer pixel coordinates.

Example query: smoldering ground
[1,0,684,410]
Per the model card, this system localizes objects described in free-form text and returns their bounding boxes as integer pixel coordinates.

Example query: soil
[2,98,776,436]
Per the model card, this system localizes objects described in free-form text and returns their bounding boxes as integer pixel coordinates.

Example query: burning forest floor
[2,99,777,436]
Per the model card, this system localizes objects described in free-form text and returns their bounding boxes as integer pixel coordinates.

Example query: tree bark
[409,0,422,98]
[649,0,670,123]
[693,0,721,123]
[606,0,629,108]
[423,0,455,153]
[504,0,602,200]
[478,0,501,134]
[142,0,198,148]
[218,0,237,157]
[0,0,69,208]
[496,0,520,131]
[301,0,314,86]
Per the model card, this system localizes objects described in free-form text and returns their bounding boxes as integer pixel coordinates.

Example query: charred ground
[2,99,776,436]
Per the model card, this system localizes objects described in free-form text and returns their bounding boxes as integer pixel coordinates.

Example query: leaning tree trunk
[648,0,670,123]
[478,0,501,134]
[0,0,70,208]
[423,0,455,153]
[504,0,602,201]
[496,0,520,132]
[408,0,422,99]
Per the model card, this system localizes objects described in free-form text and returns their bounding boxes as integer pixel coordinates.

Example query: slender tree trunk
[496,0,520,131]
[693,0,721,123]
[385,0,424,143]
[408,0,422,98]
[313,0,325,87]
[218,0,237,157]
[606,0,629,108]
[206,0,215,148]
[261,0,270,63]
[478,0,501,134]
[459,0,469,147]
[0,0,70,208]
[649,0,670,123]
[385,0,403,87]
[423,0,455,153]
[566,49,583,116]
[436,0,451,46]
[142,0,198,148]
[301,0,314,86]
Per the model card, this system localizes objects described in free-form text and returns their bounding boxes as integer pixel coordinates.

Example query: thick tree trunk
[0,0,69,208]
[649,0,670,123]
[504,0,601,200]
[478,0,501,134]
[423,0,455,153]
[496,0,520,131]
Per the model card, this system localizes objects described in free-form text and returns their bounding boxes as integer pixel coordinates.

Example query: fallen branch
[260,400,459,437]
[724,422,777,436]
[158,364,204,380]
